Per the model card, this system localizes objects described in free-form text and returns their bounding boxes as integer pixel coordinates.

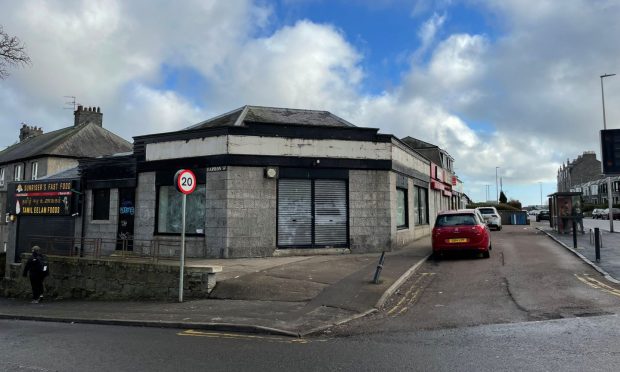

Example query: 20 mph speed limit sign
[175,169,197,195]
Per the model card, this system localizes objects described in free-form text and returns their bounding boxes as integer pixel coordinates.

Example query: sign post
[174,169,197,303]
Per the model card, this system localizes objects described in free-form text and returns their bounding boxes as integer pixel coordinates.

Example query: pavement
[535,217,620,284]
[0,237,431,337]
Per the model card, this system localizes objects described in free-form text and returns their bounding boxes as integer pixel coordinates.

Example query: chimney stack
[74,105,103,127]
[19,123,44,142]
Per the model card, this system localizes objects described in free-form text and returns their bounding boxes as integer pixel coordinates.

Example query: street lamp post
[601,73,616,232]
[496,167,499,203]
[539,182,543,207]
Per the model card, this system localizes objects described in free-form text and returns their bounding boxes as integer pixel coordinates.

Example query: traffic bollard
[594,227,601,262]
[373,251,386,284]
[572,220,577,249]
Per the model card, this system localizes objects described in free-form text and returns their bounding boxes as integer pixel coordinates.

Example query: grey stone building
[1,106,132,264]
[557,151,602,193]
[400,137,459,211]
[5,105,467,269]
[125,106,433,258]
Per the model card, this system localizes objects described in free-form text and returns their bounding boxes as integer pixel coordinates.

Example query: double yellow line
[575,274,620,298]
[177,330,311,344]
[386,272,435,316]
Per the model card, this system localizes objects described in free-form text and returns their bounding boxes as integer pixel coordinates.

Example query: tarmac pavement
[0,237,431,337]
[535,217,620,283]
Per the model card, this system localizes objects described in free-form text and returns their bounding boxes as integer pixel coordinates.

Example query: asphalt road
[3,225,620,372]
[333,224,620,334]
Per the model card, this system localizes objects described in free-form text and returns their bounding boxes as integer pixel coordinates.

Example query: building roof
[39,166,80,180]
[401,136,443,165]
[184,105,356,130]
[0,123,132,165]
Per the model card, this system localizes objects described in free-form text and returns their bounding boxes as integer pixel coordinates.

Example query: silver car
[476,207,503,231]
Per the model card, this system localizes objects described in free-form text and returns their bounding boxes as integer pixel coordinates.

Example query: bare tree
[0,25,31,79]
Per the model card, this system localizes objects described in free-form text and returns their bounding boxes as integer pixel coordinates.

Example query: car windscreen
[478,208,495,215]
[435,214,477,227]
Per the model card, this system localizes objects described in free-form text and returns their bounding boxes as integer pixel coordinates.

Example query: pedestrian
[22,246,48,303]
[573,200,585,234]
[560,201,571,234]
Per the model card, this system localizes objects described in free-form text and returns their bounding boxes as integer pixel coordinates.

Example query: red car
[432,209,491,259]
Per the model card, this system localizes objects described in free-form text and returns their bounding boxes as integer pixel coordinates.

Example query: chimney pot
[74,104,103,127]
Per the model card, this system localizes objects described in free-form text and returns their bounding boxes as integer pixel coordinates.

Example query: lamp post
[539,182,543,207]
[601,73,616,232]
[496,167,499,203]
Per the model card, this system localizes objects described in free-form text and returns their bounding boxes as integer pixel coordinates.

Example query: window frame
[415,186,429,225]
[14,164,22,181]
[31,162,38,180]
[92,188,111,221]
[396,187,409,229]
[155,184,206,236]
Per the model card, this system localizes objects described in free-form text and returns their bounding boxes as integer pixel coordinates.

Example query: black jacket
[23,253,45,278]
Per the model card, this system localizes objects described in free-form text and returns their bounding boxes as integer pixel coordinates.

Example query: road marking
[177,330,311,344]
[386,272,435,316]
[575,274,620,298]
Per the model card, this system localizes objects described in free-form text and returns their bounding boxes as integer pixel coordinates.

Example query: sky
[1,0,620,206]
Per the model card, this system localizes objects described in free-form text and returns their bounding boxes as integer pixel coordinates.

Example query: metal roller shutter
[16,216,75,261]
[314,180,347,246]
[277,179,312,246]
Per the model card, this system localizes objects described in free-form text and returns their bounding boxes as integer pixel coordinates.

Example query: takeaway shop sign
[14,181,74,216]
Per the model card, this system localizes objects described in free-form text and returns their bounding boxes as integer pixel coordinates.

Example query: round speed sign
[175,169,197,195]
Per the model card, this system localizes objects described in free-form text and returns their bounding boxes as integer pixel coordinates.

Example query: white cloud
[204,20,364,114]
[416,12,446,55]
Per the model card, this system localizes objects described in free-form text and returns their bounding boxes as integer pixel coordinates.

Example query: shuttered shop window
[278,179,348,248]
[314,180,347,245]
[278,179,312,246]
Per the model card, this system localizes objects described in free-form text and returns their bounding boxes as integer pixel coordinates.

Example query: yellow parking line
[177,330,309,344]
[575,274,620,298]
[387,272,434,316]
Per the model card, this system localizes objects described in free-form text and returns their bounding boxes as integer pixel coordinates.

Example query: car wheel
[482,251,490,259]
[498,226,502,231]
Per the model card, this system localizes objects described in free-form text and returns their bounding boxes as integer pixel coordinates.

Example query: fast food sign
[11,180,75,216]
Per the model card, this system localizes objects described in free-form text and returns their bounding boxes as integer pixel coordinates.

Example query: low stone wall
[1,255,218,301]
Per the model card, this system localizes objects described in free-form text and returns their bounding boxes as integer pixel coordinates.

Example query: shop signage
[13,180,74,216]
[431,180,444,191]
[206,166,227,172]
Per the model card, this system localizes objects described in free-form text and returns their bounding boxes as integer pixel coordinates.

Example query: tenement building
[0,106,132,257]
[557,151,602,192]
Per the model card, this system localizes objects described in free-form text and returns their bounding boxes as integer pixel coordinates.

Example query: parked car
[476,206,502,231]
[432,209,491,259]
[600,208,620,220]
[536,210,550,222]
[592,209,604,219]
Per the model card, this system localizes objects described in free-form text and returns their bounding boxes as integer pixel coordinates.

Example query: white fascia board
[392,145,430,175]
[227,136,391,160]
[145,136,227,161]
